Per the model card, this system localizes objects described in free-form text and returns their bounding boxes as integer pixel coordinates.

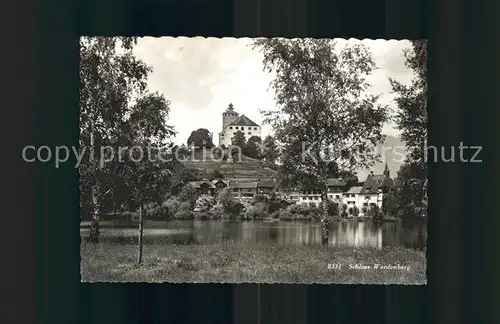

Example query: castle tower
[222,103,239,130]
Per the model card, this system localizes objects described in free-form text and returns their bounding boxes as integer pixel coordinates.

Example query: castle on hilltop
[218,103,262,147]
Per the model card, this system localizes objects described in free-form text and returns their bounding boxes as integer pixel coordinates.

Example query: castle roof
[227,114,259,127]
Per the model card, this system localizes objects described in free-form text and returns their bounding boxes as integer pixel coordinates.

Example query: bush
[340,204,348,218]
[194,194,215,213]
[217,188,242,217]
[245,202,269,220]
[270,210,280,219]
[276,203,320,221]
[269,198,291,213]
[327,200,340,217]
[178,184,199,206]
[174,201,194,219]
[252,194,268,205]
[368,205,383,221]
[162,198,181,219]
[209,204,224,220]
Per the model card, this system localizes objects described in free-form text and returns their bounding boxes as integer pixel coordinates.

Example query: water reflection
[162,219,427,250]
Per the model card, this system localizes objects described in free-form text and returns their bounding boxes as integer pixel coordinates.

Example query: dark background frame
[4,0,499,322]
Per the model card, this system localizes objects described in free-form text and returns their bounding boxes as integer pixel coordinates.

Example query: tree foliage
[187,128,215,149]
[244,135,263,159]
[262,135,279,164]
[79,36,176,242]
[390,40,427,172]
[252,39,389,208]
[231,130,247,148]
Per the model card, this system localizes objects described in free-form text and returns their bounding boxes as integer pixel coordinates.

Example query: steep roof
[229,180,258,189]
[227,114,259,127]
[327,178,348,187]
[346,186,363,194]
[360,173,395,194]
[188,180,215,189]
[212,179,229,186]
[256,179,275,188]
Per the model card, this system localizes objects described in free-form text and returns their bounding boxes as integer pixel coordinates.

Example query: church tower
[222,103,239,130]
[383,162,390,177]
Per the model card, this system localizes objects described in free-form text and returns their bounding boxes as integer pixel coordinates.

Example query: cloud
[134,37,416,175]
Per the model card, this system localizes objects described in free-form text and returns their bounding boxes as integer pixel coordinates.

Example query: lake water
[85,219,426,250]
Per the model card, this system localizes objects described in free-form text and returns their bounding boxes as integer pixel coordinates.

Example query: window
[365,196,370,200]
[229,127,233,129]
[248,132,252,135]
[235,127,239,129]
[363,203,368,206]
[336,195,340,198]
[351,194,356,198]
[254,127,257,130]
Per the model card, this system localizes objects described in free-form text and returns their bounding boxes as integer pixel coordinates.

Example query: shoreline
[80,216,421,228]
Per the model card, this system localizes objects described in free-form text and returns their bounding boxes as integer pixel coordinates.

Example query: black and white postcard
[79,37,427,284]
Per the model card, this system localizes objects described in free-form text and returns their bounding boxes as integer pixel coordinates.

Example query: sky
[133,37,415,179]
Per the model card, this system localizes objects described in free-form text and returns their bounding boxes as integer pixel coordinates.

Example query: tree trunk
[321,180,329,246]
[87,119,101,243]
[420,139,426,209]
[137,203,144,264]
[87,185,100,243]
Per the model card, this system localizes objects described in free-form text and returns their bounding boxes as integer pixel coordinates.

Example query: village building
[218,103,262,147]
[283,179,349,207]
[182,179,229,197]
[229,179,276,199]
[285,163,396,215]
[187,180,217,196]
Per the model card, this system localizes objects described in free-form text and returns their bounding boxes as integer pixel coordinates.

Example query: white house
[218,103,262,147]
[281,165,396,216]
[354,165,395,215]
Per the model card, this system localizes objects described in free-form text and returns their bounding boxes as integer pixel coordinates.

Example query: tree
[340,204,348,218]
[253,39,389,224]
[230,130,247,161]
[79,36,174,243]
[231,130,247,148]
[112,91,176,264]
[179,168,205,183]
[390,40,427,210]
[217,188,241,216]
[382,193,398,217]
[187,128,215,149]
[394,159,427,218]
[262,135,279,164]
[370,205,383,222]
[245,136,263,159]
[178,184,199,208]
